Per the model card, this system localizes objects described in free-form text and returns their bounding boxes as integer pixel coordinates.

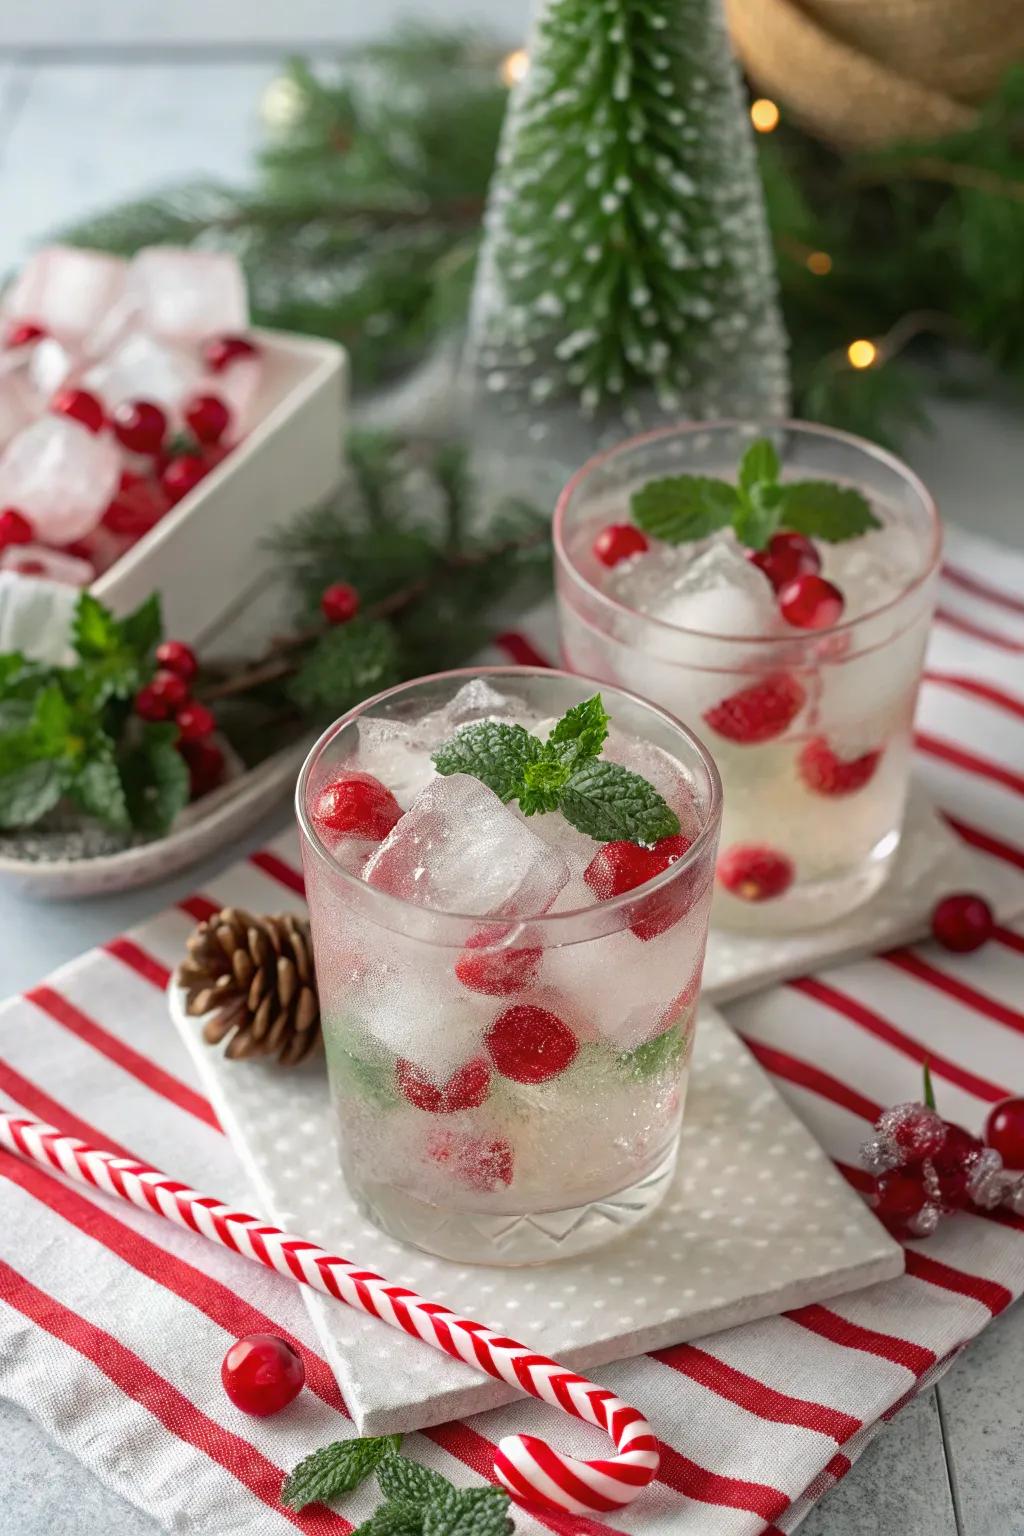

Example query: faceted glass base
[352,1143,679,1267]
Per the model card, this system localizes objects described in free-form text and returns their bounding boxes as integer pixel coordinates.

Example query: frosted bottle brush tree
[467,0,789,444]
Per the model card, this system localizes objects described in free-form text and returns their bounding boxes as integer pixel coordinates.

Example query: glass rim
[553,417,943,647]
[295,664,724,934]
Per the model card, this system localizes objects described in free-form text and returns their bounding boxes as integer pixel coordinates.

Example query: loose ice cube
[0,370,37,451]
[364,773,569,917]
[126,248,248,342]
[355,717,437,808]
[82,332,204,411]
[0,416,121,544]
[651,541,779,637]
[0,543,93,585]
[3,246,127,341]
[25,337,77,398]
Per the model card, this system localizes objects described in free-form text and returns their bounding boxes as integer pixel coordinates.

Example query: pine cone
[177,908,320,1066]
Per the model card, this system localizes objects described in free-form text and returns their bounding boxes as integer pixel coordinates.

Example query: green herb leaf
[32,685,74,756]
[376,1455,453,1507]
[354,1504,425,1536]
[559,759,680,845]
[281,1435,403,1513]
[630,476,736,544]
[0,761,63,828]
[618,1022,686,1080]
[432,721,544,803]
[733,482,784,551]
[119,593,163,656]
[70,743,131,831]
[738,437,780,493]
[119,723,190,836]
[546,693,609,769]
[923,1059,936,1111]
[518,754,571,816]
[422,1487,514,1536]
[71,592,122,661]
[777,481,881,542]
[289,618,401,717]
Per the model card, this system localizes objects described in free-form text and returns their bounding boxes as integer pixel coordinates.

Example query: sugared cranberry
[181,739,225,798]
[985,1097,1024,1169]
[931,893,993,954]
[592,523,649,568]
[0,509,34,548]
[748,531,821,590]
[486,1004,578,1084]
[221,1334,305,1417]
[873,1167,927,1223]
[155,639,198,683]
[313,772,402,842]
[397,1057,492,1114]
[778,573,845,630]
[878,1101,947,1159]
[932,1123,985,1209]
[583,833,693,940]
[5,321,46,348]
[455,926,542,996]
[176,701,216,742]
[203,333,260,373]
[51,387,105,435]
[111,398,167,455]
[321,582,360,625]
[717,844,794,902]
[161,454,208,504]
[426,1130,514,1191]
[798,738,881,796]
[183,392,232,445]
[703,672,805,745]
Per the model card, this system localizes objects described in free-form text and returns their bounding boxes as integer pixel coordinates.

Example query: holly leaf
[0,761,63,828]
[733,483,784,551]
[559,759,680,845]
[289,618,401,716]
[376,1455,453,1507]
[546,693,608,769]
[630,475,736,544]
[421,1488,514,1536]
[71,592,121,660]
[119,593,163,657]
[281,1435,403,1513]
[120,723,190,836]
[432,721,544,803]
[777,481,880,542]
[738,437,780,494]
[69,743,131,831]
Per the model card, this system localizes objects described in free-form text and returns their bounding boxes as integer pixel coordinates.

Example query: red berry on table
[5,321,46,348]
[321,581,360,625]
[0,508,34,548]
[486,1003,579,1084]
[155,639,198,683]
[931,893,993,953]
[183,391,232,445]
[111,398,168,455]
[397,1057,491,1114]
[798,738,881,796]
[176,700,216,742]
[703,672,806,745]
[134,670,188,721]
[985,1097,1024,1169]
[203,333,260,373]
[778,573,845,630]
[717,844,794,902]
[878,1101,947,1160]
[932,1122,985,1209]
[221,1334,305,1417]
[583,833,694,940]
[426,1130,514,1191]
[161,453,208,504]
[455,925,542,996]
[313,771,402,842]
[748,531,821,590]
[51,386,105,435]
[873,1167,928,1224]
[181,739,226,799]
[592,523,649,568]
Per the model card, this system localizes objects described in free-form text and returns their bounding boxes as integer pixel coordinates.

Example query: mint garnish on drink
[432,693,680,847]
[630,436,881,552]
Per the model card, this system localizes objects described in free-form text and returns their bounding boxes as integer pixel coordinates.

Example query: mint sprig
[281,1434,402,1512]
[432,693,680,847]
[630,436,881,551]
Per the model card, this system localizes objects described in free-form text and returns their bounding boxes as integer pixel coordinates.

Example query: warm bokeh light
[260,75,305,131]
[806,250,833,276]
[750,98,780,133]
[500,49,530,87]
[847,339,878,370]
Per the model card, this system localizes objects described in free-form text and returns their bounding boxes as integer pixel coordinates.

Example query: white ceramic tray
[172,986,903,1434]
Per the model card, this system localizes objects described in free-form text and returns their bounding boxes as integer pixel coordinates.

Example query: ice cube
[2,246,127,342]
[355,717,437,808]
[0,416,121,544]
[0,543,93,585]
[348,960,492,1078]
[364,772,569,918]
[26,336,77,398]
[126,248,248,342]
[0,370,37,451]
[207,358,261,440]
[443,678,521,727]
[651,540,779,637]
[0,569,79,660]
[81,331,204,412]
[543,925,701,1050]
[818,522,921,623]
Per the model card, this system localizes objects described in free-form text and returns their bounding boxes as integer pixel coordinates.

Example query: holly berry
[985,1097,1024,1170]
[748,531,821,591]
[176,701,216,742]
[221,1334,305,1417]
[181,739,226,799]
[931,893,993,954]
[592,523,649,568]
[101,475,169,538]
[155,639,198,684]
[321,582,360,625]
[5,321,45,348]
[313,771,403,842]
[703,672,805,745]
[798,738,881,796]
[454,925,542,996]
[877,1101,947,1160]
[0,509,34,548]
[583,833,693,940]
[426,1130,514,1191]
[873,1167,928,1227]
[51,387,105,435]
[183,392,231,445]
[486,1004,578,1084]
[717,844,794,902]
[203,333,260,373]
[134,670,189,721]
[111,398,167,455]
[931,1123,985,1209]
[778,573,845,630]
[161,454,208,504]
[397,1057,491,1114]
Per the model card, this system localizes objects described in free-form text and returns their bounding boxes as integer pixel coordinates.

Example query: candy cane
[0,1108,658,1516]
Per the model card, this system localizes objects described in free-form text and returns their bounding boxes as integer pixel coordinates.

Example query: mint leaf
[560,760,680,845]
[281,1435,402,1512]
[738,437,779,494]
[546,693,608,769]
[70,744,130,831]
[71,592,121,660]
[377,1455,453,1507]
[518,753,570,815]
[120,723,190,835]
[433,721,543,803]
[0,761,62,828]
[289,618,402,717]
[618,1022,685,1080]
[777,481,880,542]
[630,475,736,544]
[119,593,163,656]
[422,1487,513,1536]
[733,482,783,551]
[354,1505,425,1536]
[32,685,74,756]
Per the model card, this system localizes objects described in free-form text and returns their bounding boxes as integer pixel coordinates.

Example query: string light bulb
[806,251,832,276]
[260,74,305,131]
[847,339,878,370]
[500,49,530,87]
[750,98,780,133]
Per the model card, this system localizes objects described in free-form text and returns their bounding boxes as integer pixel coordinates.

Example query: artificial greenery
[53,35,1024,447]
[630,435,880,550]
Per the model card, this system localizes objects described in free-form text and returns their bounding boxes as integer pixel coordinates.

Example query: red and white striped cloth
[1,526,1023,1536]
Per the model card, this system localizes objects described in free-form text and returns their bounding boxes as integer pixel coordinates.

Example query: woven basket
[725,0,1024,148]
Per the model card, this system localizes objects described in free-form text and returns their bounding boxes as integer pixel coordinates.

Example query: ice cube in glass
[127,248,248,343]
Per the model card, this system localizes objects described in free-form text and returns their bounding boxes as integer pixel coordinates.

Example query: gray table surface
[0,37,1023,1536]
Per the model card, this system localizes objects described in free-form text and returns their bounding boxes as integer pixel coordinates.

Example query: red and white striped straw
[0,1107,659,1517]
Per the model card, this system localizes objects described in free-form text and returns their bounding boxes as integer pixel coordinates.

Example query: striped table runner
[1,526,1023,1536]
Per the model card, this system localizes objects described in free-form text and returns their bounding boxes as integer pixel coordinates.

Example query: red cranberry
[203,334,260,373]
[486,1004,578,1084]
[111,398,167,455]
[873,1167,927,1222]
[748,531,821,590]
[778,573,845,630]
[931,893,993,953]
[426,1130,514,1191]
[313,772,402,842]
[592,523,649,568]
[183,392,232,445]
[161,454,208,504]
[176,701,216,742]
[0,508,34,548]
[101,476,169,538]
[321,582,360,625]
[221,1334,305,1417]
[51,387,105,435]
[717,844,794,902]
[181,739,226,798]
[932,1123,985,1209]
[135,671,188,721]
[155,639,198,683]
[455,926,543,996]
[985,1097,1024,1169]
[397,1057,492,1114]
[5,321,46,348]
[583,833,694,940]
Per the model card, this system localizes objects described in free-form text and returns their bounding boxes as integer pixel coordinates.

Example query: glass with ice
[555,421,941,931]
[296,668,722,1265]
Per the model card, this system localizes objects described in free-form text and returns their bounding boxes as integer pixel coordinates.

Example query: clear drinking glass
[555,421,941,932]
[296,667,722,1265]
